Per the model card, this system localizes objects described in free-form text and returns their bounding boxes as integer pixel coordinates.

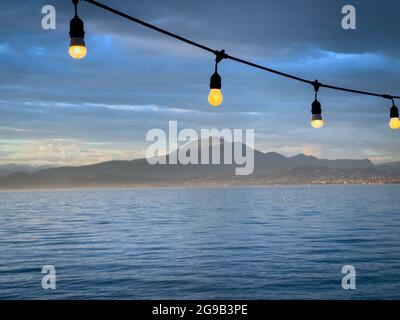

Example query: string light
[72,0,400,131]
[208,68,223,107]
[311,81,324,129]
[208,51,226,107]
[69,0,87,59]
[390,99,400,130]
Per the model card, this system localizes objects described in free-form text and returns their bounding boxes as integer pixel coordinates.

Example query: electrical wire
[83,0,400,101]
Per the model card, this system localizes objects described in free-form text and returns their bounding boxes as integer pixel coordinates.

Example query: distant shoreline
[1,182,399,192]
[1,147,399,191]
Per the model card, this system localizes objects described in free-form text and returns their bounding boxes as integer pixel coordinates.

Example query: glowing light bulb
[208,70,223,107]
[69,43,87,59]
[311,97,324,129]
[390,117,400,129]
[208,89,223,107]
[311,119,324,129]
[69,11,86,60]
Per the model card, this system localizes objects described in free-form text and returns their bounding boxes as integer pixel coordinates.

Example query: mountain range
[0,139,399,189]
[0,164,53,178]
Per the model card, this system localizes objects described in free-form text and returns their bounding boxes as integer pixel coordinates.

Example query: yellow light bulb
[311,119,324,129]
[390,117,400,129]
[69,45,87,60]
[208,89,223,107]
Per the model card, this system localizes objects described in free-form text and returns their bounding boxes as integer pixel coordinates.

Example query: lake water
[0,185,399,300]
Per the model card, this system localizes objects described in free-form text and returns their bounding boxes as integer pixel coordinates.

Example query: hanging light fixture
[208,72,223,107]
[311,80,324,129]
[208,50,226,107]
[389,99,400,129]
[69,0,87,59]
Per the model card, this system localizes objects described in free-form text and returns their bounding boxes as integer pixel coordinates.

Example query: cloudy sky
[0,0,399,165]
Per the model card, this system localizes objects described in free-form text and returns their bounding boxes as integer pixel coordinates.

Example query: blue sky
[0,0,399,165]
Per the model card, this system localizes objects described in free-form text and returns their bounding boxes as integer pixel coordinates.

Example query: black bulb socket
[390,104,399,118]
[210,72,222,90]
[311,99,322,115]
[70,15,85,39]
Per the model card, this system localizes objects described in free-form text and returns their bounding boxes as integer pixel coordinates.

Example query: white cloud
[0,139,140,166]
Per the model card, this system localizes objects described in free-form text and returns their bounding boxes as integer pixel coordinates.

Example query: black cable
[225,54,312,85]
[83,0,217,55]
[73,0,79,16]
[83,0,399,101]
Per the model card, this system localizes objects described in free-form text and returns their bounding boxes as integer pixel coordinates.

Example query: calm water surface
[0,185,399,299]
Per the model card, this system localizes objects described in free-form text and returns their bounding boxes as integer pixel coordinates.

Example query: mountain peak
[291,153,318,160]
[264,152,287,159]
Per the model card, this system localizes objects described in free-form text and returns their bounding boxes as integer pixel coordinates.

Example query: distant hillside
[377,161,400,176]
[0,140,398,189]
[0,164,54,178]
